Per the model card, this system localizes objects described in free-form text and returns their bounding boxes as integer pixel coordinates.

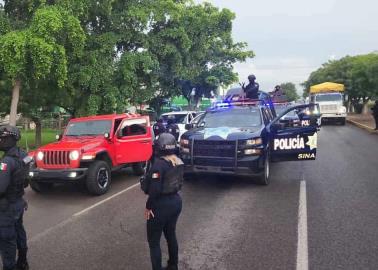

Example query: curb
[346,119,378,134]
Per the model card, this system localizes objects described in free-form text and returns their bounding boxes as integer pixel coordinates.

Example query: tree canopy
[0,0,253,121]
[303,53,378,109]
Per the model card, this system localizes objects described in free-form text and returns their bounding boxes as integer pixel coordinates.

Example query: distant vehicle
[309,82,346,125]
[158,111,199,140]
[180,97,320,185]
[29,114,153,195]
[189,112,205,125]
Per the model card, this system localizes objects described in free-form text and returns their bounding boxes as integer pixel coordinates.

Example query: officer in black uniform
[153,119,166,138]
[143,133,183,270]
[166,119,180,141]
[0,125,29,270]
[242,74,260,99]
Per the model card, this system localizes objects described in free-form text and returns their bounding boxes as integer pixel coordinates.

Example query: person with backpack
[141,133,184,270]
[0,125,30,270]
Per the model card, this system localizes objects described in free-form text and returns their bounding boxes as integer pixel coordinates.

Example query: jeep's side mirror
[104,132,111,140]
[185,123,194,130]
[56,134,62,141]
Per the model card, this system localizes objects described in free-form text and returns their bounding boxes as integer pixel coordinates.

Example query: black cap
[0,125,21,141]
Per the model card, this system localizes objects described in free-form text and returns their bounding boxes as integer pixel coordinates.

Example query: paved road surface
[8,124,378,269]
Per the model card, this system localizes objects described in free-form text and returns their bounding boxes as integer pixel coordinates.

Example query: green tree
[279,82,299,102]
[303,53,378,113]
[0,5,85,126]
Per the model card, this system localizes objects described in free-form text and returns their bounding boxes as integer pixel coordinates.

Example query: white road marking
[73,182,140,217]
[296,179,309,270]
[30,182,139,243]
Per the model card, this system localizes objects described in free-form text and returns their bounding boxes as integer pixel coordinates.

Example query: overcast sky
[198,0,378,93]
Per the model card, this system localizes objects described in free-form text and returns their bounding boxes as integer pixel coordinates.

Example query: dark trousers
[374,116,378,129]
[147,194,182,270]
[15,211,27,265]
[0,200,27,270]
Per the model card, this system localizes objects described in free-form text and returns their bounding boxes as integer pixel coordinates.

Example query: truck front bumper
[183,155,264,177]
[29,168,88,182]
[321,113,346,119]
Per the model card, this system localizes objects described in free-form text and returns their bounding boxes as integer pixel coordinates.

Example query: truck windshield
[199,107,261,128]
[65,120,112,136]
[315,93,342,102]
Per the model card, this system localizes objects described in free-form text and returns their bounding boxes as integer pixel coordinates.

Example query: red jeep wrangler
[29,114,153,195]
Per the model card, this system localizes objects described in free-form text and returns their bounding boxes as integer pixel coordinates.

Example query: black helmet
[0,125,21,141]
[155,133,177,155]
[248,74,256,81]
[275,85,281,90]
[0,125,20,151]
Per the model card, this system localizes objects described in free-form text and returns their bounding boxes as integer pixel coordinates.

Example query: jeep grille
[43,151,70,165]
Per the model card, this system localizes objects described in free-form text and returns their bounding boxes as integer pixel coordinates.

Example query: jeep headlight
[36,151,44,161]
[246,138,262,146]
[69,150,80,161]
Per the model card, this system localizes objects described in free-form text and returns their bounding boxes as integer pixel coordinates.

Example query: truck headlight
[69,150,80,161]
[180,139,189,146]
[36,151,44,161]
[338,106,346,114]
[246,138,262,145]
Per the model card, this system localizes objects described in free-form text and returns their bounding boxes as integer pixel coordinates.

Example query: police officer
[0,125,29,270]
[166,119,180,141]
[153,119,166,137]
[144,133,183,270]
[242,74,260,99]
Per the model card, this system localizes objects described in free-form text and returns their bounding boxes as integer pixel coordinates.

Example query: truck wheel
[256,152,270,185]
[86,161,111,195]
[30,181,54,193]
[132,161,148,176]
[340,118,346,125]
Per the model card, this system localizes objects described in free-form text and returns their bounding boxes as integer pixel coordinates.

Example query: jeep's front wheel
[86,161,111,195]
[30,181,54,193]
[132,161,148,176]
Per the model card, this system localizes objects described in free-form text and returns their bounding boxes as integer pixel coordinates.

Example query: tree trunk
[9,79,21,126]
[362,101,370,115]
[35,118,42,148]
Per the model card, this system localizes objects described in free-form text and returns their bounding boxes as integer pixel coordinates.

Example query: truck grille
[43,151,70,165]
[193,140,236,158]
[194,157,234,167]
[320,104,337,112]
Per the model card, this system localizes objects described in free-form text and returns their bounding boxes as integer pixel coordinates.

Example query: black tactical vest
[5,150,28,202]
[162,164,184,195]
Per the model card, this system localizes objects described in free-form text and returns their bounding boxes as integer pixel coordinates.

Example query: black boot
[163,265,178,270]
[15,261,29,270]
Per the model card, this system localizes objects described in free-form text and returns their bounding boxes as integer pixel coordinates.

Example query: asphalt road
[7,124,378,269]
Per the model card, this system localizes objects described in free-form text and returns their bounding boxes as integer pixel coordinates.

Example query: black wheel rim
[97,168,109,189]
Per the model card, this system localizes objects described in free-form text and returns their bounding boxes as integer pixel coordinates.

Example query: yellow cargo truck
[310,82,347,125]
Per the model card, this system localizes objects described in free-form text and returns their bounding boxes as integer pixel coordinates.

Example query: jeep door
[114,117,153,164]
[268,104,320,162]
